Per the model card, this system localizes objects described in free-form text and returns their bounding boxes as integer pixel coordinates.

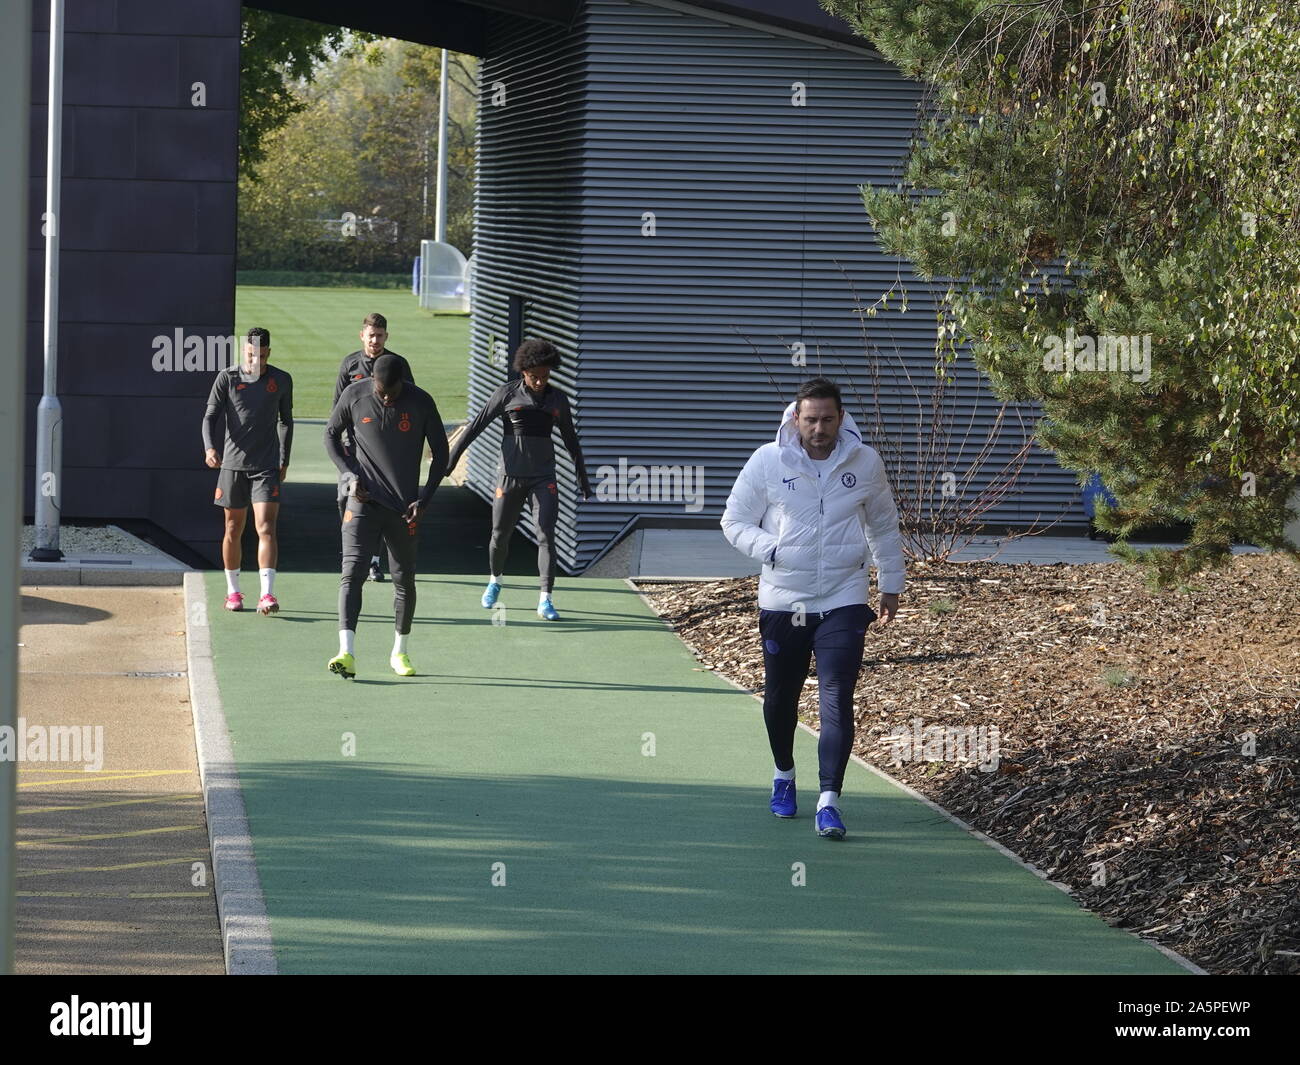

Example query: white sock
[339,629,355,655]
[774,766,796,781]
[393,632,407,655]
[540,590,552,604]
[817,790,840,811]
[225,569,240,595]
[371,554,382,566]
[489,574,501,584]
[259,568,275,597]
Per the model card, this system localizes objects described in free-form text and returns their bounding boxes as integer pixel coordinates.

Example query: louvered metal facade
[466,0,1087,573]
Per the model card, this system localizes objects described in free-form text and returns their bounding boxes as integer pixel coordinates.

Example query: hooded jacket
[720,402,906,612]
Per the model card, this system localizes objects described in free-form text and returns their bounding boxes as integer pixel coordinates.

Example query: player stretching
[203,327,293,615]
[332,312,415,583]
[324,355,448,678]
[445,339,592,621]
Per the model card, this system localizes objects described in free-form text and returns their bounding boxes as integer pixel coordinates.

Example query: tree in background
[238,35,479,273]
[239,9,380,181]
[237,65,373,272]
[826,0,1300,588]
[355,43,478,255]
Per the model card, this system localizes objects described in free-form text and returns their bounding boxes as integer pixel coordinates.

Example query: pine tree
[825,0,1300,587]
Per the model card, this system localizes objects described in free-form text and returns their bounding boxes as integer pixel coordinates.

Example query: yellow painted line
[17,891,211,899]
[12,768,104,774]
[19,825,205,847]
[17,856,207,879]
[19,793,193,815]
[18,769,192,789]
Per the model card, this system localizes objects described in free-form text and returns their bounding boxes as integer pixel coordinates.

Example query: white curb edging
[625,577,1207,976]
[184,571,277,975]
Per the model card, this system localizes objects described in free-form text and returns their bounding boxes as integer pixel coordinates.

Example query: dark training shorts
[214,467,281,509]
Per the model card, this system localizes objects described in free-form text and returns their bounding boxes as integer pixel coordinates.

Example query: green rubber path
[201,431,1190,974]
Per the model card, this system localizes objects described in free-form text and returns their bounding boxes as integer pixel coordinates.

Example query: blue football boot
[815,805,846,840]
[771,778,797,818]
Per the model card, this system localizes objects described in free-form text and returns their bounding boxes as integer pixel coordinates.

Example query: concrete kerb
[21,557,190,586]
[623,577,1208,976]
[183,571,277,975]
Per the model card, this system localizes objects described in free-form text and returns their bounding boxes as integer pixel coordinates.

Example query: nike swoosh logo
[782,477,797,484]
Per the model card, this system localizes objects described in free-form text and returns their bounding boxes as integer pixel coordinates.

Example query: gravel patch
[20,524,159,557]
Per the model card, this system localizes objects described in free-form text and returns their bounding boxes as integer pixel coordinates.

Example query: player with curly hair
[446,339,592,620]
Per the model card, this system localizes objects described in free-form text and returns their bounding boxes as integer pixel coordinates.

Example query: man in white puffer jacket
[721,377,906,840]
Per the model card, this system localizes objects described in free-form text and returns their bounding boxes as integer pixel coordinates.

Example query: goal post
[417,239,470,313]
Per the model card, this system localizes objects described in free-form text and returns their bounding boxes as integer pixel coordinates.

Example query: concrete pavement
[15,586,223,974]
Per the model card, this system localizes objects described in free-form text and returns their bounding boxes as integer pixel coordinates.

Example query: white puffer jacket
[721,402,907,612]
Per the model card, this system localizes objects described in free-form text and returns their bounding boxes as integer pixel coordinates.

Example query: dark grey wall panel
[464,7,588,568]
[179,38,242,111]
[115,0,242,36]
[59,36,182,106]
[28,179,202,252]
[464,0,1084,575]
[24,0,240,566]
[26,250,235,324]
[29,324,238,398]
[576,0,1049,570]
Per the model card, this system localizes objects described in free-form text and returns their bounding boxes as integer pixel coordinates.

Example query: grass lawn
[234,285,472,421]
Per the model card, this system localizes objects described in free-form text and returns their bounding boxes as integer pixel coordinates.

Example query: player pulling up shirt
[324,355,449,679]
[331,311,415,583]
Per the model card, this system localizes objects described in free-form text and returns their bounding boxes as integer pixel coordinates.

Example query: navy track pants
[758,602,875,794]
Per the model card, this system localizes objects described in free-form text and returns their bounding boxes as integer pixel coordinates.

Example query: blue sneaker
[538,597,559,621]
[481,581,501,608]
[815,805,846,840]
[770,778,797,818]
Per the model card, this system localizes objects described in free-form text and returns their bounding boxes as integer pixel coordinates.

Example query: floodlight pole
[31,0,65,562]
[435,49,449,243]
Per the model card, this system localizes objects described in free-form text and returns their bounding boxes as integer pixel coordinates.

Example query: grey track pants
[490,474,559,593]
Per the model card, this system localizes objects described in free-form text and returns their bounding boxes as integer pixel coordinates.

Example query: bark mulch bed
[635,551,1300,975]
